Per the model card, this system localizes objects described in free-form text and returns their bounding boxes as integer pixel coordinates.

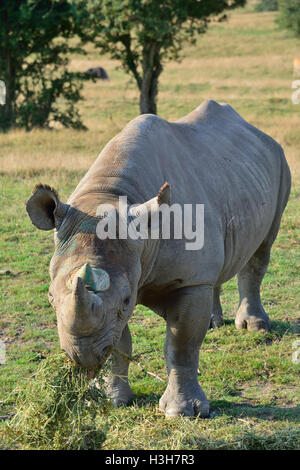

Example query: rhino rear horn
[77,263,110,293]
[26,184,69,231]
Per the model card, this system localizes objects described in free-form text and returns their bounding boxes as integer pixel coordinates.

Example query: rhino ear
[26,184,69,231]
[157,182,171,206]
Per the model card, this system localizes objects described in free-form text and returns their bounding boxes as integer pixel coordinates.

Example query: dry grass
[4,353,109,450]
[0,9,299,178]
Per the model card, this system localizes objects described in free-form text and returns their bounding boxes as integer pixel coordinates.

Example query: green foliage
[79,0,246,113]
[5,353,110,450]
[255,0,278,12]
[278,0,300,36]
[0,0,86,131]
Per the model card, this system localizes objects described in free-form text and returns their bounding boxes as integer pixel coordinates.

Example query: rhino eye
[123,297,130,308]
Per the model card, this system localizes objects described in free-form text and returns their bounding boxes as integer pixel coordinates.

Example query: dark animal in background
[85,67,109,80]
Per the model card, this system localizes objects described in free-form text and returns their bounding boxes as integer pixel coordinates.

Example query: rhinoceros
[85,67,109,80]
[26,100,291,418]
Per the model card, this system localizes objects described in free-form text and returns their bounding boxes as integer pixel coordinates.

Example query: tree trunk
[139,42,162,115]
[0,21,16,131]
[3,53,16,129]
[140,75,158,114]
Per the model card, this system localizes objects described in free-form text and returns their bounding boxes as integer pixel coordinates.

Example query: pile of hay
[5,353,110,450]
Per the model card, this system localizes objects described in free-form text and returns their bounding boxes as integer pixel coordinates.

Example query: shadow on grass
[131,393,162,408]
[222,318,299,337]
[179,424,300,450]
[211,400,300,423]
[271,319,300,335]
[130,394,300,425]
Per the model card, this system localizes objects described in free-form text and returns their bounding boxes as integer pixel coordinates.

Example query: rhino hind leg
[159,285,212,418]
[105,324,134,406]
[210,285,224,328]
[235,243,271,332]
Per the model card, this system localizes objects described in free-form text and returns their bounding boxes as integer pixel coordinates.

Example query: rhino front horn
[65,276,104,332]
[77,263,110,293]
[73,276,90,314]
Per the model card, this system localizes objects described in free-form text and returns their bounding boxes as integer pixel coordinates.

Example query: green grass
[0,6,300,449]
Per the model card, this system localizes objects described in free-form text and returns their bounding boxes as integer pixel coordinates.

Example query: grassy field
[0,3,300,449]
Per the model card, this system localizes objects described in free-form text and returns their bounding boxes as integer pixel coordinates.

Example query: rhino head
[26,183,170,371]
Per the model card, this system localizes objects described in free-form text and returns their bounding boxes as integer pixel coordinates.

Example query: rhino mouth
[87,345,114,378]
[62,339,113,372]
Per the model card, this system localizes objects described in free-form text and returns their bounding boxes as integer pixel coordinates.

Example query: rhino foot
[210,312,224,329]
[235,304,270,332]
[106,380,134,407]
[159,383,209,418]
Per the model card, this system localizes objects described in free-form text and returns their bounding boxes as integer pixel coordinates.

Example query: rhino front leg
[235,244,271,332]
[159,285,212,418]
[106,324,134,406]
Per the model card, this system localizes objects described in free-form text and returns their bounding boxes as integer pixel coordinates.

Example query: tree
[278,0,300,36]
[80,0,246,115]
[254,0,278,12]
[0,0,85,131]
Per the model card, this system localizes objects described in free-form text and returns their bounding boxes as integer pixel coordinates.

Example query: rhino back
[68,100,290,286]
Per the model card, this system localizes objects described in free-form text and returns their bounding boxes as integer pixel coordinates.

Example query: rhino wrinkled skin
[26,101,291,418]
